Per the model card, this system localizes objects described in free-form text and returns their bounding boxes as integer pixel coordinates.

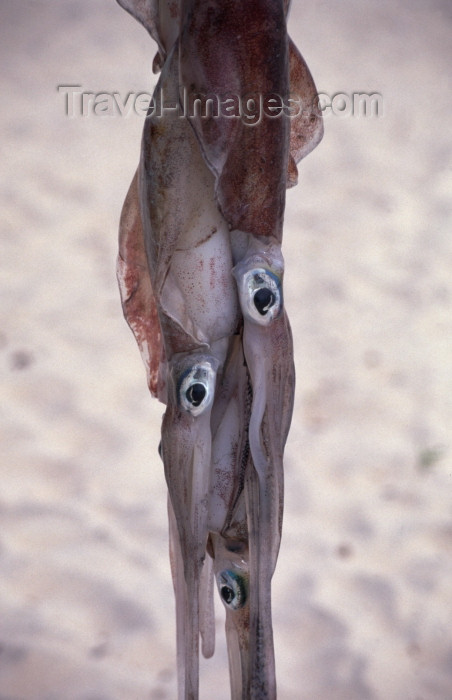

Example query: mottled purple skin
[116,1,323,698]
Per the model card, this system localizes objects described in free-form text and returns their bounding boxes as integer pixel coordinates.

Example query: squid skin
[116,1,323,698]
[287,38,324,186]
[117,170,166,400]
[179,0,290,242]
[140,44,240,356]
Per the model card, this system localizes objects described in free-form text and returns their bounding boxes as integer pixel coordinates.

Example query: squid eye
[254,286,276,315]
[178,361,216,416]
[185,382,206,407]
[217,570,247,610]
[239,268,282,325]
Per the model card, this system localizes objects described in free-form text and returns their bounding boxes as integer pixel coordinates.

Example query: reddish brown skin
[287,38,324,185]
[179,0,290,241]
[117,171,165,398]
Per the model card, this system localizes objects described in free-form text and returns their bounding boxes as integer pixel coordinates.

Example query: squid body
[115,1,323,697]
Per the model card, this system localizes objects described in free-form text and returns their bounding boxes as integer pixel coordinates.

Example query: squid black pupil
[220,585,235,605]
[186,382,206,407]
[254,287,275,315]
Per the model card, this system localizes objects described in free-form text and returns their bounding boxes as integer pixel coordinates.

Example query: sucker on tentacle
[115,1,323,697]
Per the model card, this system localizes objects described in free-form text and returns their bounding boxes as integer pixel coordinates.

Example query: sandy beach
[1,1,452,698]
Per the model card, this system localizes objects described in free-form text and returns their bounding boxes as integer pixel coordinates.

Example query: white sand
[1,1,451,698]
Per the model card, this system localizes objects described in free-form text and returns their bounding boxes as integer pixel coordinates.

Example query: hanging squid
[115,1,323,697]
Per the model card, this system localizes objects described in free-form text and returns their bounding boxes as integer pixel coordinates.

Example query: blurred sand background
[1,1,452,698]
